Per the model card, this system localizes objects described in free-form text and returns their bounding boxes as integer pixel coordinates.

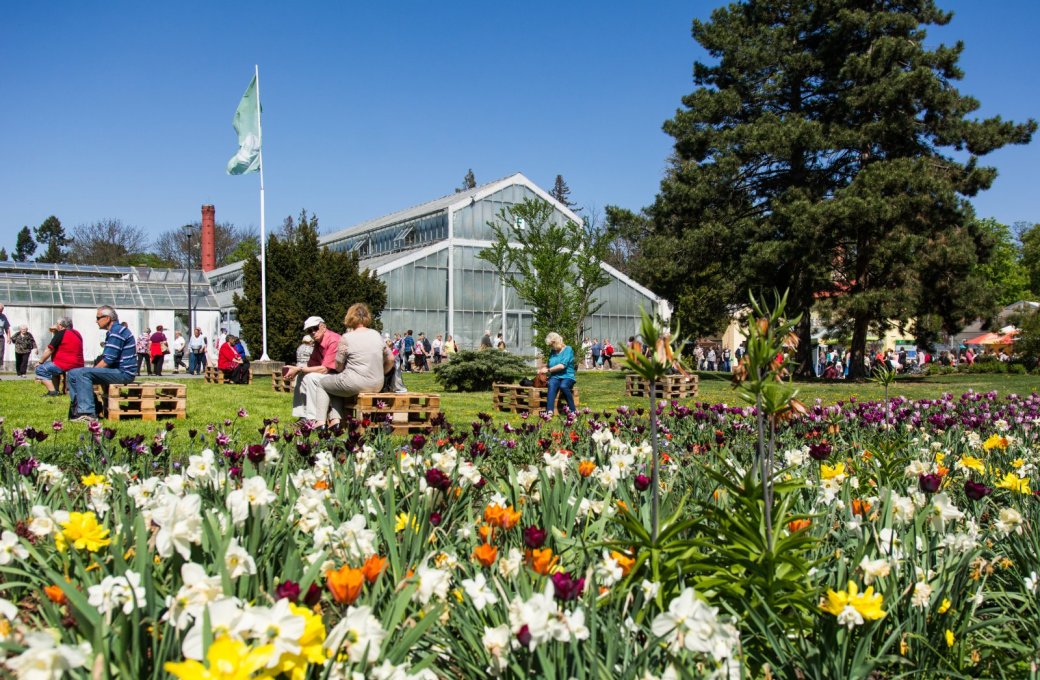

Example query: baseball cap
[303,316,324,330]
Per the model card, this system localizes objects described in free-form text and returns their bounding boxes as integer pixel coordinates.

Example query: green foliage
[1018,221,1040,297]
[34,215,70,263]
[973,218,1031,307]
[457,168,476,192]
[0,247,7,261]
[432,349,528,392]
[641,0,1036,379]
[14,226,36,262]
[478,198,611,354]
[549,174,577,210]
[234,210,387,364]
[225,235,259,264]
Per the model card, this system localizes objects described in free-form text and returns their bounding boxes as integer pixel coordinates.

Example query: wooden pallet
[93,382,186,421]
[272,372,294,392]
[343,392,441,435]
[492,383,581,413]
[624,374,699,399]
[205,365,252,384]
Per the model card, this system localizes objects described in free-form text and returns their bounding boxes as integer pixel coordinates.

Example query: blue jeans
[546,376,576,414]
[188,351,206,375]
[35,361,65,381]
[66,367,133,416]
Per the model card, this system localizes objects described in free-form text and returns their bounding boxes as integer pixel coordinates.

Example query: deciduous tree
[478,198,611,354]
[68,219,149,266]
[153,222,256,268]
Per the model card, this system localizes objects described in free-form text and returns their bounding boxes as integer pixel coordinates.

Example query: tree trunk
[793,310,814,379]
[849,314,870,379]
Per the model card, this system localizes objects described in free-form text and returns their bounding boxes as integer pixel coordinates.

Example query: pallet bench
[272,372,294,392]
[624,373,699,399]
[93,382,186,421]
[492,383,581,414]
[204,365,252,385]
[342,392,441,436]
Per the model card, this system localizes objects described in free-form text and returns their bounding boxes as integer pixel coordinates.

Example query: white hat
[303,316,324,330]
[302,334,314,343]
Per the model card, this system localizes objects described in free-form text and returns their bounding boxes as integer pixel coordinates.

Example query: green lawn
[1,370,1038,439]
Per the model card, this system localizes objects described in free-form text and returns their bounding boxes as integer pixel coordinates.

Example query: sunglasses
[305,327,319,334]
[96,315,108,320]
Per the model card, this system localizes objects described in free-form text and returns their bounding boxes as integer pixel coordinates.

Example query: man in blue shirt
[66,305,138,422]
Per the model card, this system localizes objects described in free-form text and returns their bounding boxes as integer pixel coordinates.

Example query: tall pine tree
[549,174,578,210]
[34,215,71,263]
[13,227,36,262]
[233,210,387,364]
[644,0,1034,377]
[457,169,477,192]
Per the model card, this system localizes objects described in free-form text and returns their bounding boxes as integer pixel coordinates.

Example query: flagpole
[255,64,270,361]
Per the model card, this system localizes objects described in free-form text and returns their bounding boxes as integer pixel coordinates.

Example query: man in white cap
[284,316,341,424]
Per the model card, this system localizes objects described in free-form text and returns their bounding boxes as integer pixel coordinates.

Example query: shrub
[433,349,528,391]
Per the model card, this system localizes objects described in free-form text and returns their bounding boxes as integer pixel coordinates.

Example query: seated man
[284,316,341,425]
[66,306,138,422]
[35,316,85,396]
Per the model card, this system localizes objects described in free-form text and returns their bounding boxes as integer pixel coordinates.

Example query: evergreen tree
[549,174,578,210]
[233,210,387,364]
[643,0,1035,377]
[34,215,71,263]
[13,227,36,262]
[478,198,611,354]
[457,169,477,192]
[0,248,7,261]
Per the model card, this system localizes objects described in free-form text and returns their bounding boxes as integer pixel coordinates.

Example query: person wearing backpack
[603,339,614,369]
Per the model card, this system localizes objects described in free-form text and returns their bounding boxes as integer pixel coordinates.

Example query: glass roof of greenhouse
[0,262,219,309]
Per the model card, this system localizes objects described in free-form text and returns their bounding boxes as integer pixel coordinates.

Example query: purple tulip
[634,474,651,492]
[275,581,301,603]
[551,571,585,601]
[429,512,442,527]
[246,444,265,464]
[425,468,451,491]
[964,480,992,501]
[303,582,323,607]
[517,624,532,648]
[808,442,832,461]
[523,526,547,549]
[411,434,427,452]
[919,473,942,494]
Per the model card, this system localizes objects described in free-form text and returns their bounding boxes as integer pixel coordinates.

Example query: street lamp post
[183,225,195,332]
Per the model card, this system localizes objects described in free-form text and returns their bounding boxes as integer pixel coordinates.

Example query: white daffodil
[325,605,387,666]
[3,630,90,679]
[151,493,203,559]
[224,538,257,579]
[461,573,499,611]
[0,530,28,565]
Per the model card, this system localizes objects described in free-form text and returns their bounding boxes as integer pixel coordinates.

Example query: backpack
[423,337,432,353]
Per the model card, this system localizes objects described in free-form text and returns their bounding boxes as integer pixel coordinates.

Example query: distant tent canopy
[965,331,1018,345]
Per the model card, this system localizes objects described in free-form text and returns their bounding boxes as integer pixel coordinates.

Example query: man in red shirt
[34,316,85,397]
[285,316,341,424]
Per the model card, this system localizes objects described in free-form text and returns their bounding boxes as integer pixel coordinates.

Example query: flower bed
[0,390,1038,677]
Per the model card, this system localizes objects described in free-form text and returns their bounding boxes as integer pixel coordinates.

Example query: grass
[1,369,1038,440]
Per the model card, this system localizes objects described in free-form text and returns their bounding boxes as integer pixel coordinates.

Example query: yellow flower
[935,452,945,466]
[1011,458,1025,469]
[57,512,111,553]
[820,581,886,625]
[956,456,985,474]
[938,598,951,614]
[80,473,107,487]
[266,604,326,680]
[165,636,273,679]
[983,434,1008,451]
[820,462,846,481]
[995,472,1032,495]
[394,512,418,533]
[945,629,955,648]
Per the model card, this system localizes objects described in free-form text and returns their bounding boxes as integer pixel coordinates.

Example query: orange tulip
[526,548,559,575]
[361,555,387,584]
[313,480,329,491]
[326,565,364,605]
[500,506,521,530]
[473,543,499,567]
[478,524,495,544]
[788,519,811,532]
[611,550,635,577]
[578,460,597,477]
[44,585,67,605]
[483,504,505,526]
[851,499,872,517]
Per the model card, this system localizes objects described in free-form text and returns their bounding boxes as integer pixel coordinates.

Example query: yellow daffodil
[995,472,1031,495]
[935,452,945,466]
[1011,458,1025,469]
[821,581,886,628]
[266,604,326,680]
[938,598,951,614]
[394,512,418,533]
[56,512,111,553]
[957,456,984,474]
[166,636,273,679]
[80,473,106,487]
[945,629,955,647]
[983,434,1008,451]
[820,462,846,480]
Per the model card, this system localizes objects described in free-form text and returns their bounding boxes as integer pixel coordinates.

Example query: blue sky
[1,1,1037,250]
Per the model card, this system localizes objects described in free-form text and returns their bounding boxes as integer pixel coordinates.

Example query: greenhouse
[0,261,221,370]
[320,172,664,352]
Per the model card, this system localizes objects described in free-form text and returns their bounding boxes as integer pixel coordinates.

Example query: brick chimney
[201,204,216,272]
